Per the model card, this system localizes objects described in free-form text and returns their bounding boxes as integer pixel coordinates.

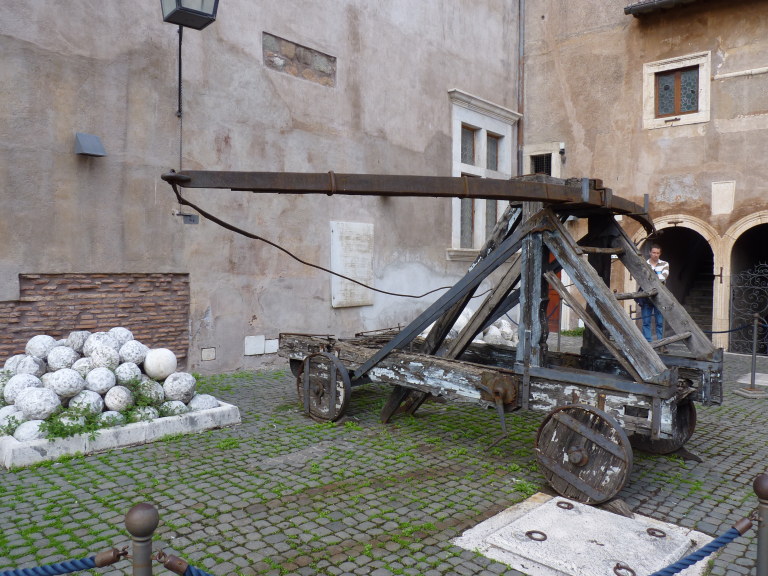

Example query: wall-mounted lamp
[74,132,107,157]
[161,0,219,30]
[559,142,566,162]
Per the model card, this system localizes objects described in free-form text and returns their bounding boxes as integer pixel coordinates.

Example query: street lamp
[161,0,219,30]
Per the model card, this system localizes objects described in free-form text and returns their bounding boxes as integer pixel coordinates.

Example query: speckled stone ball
[119,340,149,365]
[104,386,134,412]
[163,372,196,404]
[66,331,91,354]
[4,373,43,404]
[13,420,45,441]
[71,357,93,378]
[0,370,12,402]
[108,327,134,347]
[15,355,47,377]
[187,394,219,412]
[159,400,188,417]
[136,380,165,407]
[15,387,61,420]
[99,411,126,427]
[85,367,116,395]
[4,354,26,373]
[69,390,105,415]
[0,405,27,431]
[143,349,177,381]
[89,345,120,370]
[83,332,120,356]
[44,368,86,399]
[115,362,142,386]
[130,406,159,422]
[25,335,58,360]
[46,346,80,371]
[58,414,86,428]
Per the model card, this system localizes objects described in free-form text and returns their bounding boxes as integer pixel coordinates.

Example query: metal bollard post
[125,503,160,576]
[750,313,760,391]
[756,474,768,576]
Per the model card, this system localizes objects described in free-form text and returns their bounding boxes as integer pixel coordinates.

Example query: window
[643,52,710,129]
[448,90,520,257]
[531,154,552,175]
[522,143,563,179]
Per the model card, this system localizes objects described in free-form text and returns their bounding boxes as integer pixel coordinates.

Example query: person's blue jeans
[641,302,664,342]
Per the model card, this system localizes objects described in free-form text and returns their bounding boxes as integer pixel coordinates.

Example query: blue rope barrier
[184,565,216,576]
[0,557,96,576]
[648,527,741,576]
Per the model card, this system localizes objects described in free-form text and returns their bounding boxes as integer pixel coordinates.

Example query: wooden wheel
[535,404,633,504]
[628,400,697,455]
[296,352,351,422]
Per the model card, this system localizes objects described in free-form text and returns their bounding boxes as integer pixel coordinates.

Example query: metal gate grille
[729,263,768,354]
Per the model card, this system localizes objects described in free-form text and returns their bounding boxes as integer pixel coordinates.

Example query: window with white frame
[448,90,520,257]
[643,52,711,130]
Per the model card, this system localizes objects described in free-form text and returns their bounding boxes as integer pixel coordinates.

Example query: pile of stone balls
[0,327,220,442]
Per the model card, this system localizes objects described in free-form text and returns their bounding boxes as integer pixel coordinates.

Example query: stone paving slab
[0,345,766,576]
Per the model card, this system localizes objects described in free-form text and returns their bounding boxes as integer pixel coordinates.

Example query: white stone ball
[83,332,120,356]
[58,414,86,429]
[0,405,27,431]
[4,373,43,404]
[15,387,61,420]
[130,406,159,422]
[136,380,165,406]
[159,400,188,417]
[108,327,134,347]
[0,369,12,401]
[69,390,105,415]
[163,372,196,403]
[115,362,142,386]
[119,340,149,365]
[13,420,44,441]
[104,386,134,412]
[25,335,58,360]
[4,354,26,373]
[187,394,219,411]
[143,348,178,380]
[44,368,86,399]
[15,355,47,377]
[99,411,126,427]
[85,367,116,395]
[66,331,91,353]
[71,357,93,378]
[483,325,506,346]
[90,346,120,370]
[46,346,80,371]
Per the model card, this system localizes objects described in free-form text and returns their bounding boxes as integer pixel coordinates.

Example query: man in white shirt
[640,244,669,343]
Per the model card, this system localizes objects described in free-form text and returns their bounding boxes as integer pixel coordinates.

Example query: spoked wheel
[535,404,633,505]
[296,352,351,422]
[628,400,697,455]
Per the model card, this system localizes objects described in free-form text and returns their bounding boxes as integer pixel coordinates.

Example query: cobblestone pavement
[0,341,766,576]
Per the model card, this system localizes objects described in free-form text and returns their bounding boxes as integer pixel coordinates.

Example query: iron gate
[730,263,768,354]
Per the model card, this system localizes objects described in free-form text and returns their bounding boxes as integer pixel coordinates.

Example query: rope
[0,557,96,576]
[648,527,741,576]
[184,565,216,576]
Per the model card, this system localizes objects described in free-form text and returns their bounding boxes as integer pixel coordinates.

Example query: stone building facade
[0,2,522,371]
[521,0,768,351]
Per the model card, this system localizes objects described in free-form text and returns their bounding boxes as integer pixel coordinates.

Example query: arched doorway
[650,227,714,332]
[729,224,768,354]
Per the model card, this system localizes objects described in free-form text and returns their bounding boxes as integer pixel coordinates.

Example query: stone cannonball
[69,390,105,415]
[0,369,12,401]
[44,368,86,399]
[15,387,61,420]
[143,348,178,381]
[115,362,142,386]
[119,340,149,365]
[4,354,26,373]
[15,355,47,378]
[13,420,45,442]
[57,414,86,429]
[65,330,91,353]
[108,327,134,347]
[99,411,126,427]
[136,380,165,407]
[0,405,27,432]
[4,373,43,404]
[71,357,93,378]
[89,345,120,370]
[159,400,188,417]
[104,386,134,412]
[130,406,159,423]
[83,332,120,356]
[25,335,58,360]
[47,346,80,371]
[85,367,117,395]
[187,394,219,412]
[163,372,196,404]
